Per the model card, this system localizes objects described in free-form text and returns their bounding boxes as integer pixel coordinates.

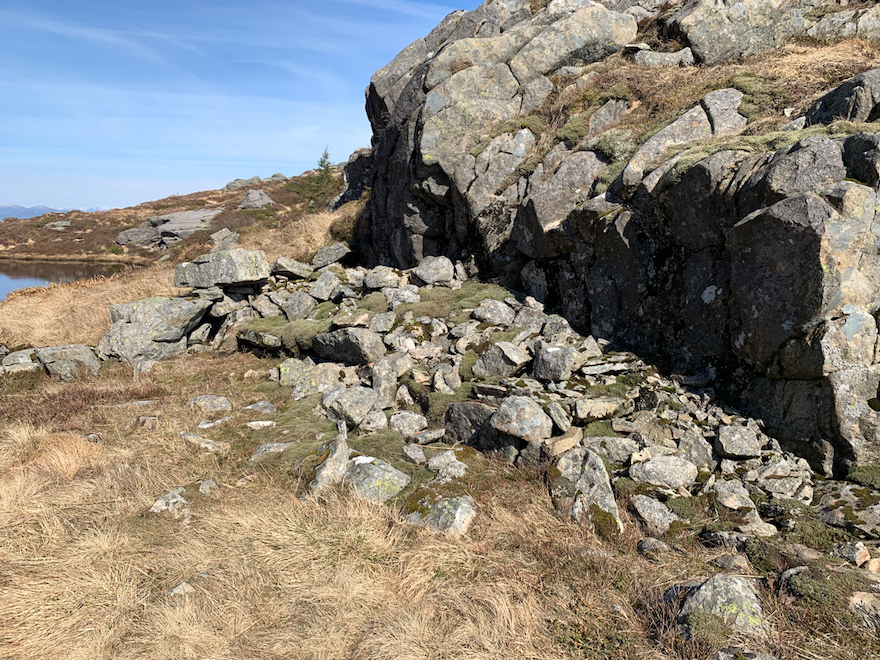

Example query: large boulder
[97,297,212,369]
[116,209,223,250]
[174,248,272,288]
[34,344,101,381]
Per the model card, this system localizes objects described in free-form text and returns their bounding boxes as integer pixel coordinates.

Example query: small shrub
[847,464,880,489]
[787,519,851,552]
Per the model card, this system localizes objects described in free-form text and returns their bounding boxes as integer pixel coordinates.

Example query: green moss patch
[281,318,333,352]
[847,464,880,490]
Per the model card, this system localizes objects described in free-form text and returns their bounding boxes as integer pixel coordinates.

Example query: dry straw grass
[239,200,365,262]
[0,264,182,348]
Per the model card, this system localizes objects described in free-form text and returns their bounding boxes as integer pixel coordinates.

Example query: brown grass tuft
[0,264,182,347]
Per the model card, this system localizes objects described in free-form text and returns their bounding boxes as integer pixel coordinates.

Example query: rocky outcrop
[363,0,880,471]
[116,208,223,250]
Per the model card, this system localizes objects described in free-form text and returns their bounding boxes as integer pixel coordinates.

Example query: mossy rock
[847,465,880,490]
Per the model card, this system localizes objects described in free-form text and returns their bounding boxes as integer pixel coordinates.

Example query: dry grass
[239,200,366,262]
[0,263,182,348]
[0,355,877,659]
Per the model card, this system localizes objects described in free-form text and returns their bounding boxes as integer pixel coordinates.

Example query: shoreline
[0,252,152,266]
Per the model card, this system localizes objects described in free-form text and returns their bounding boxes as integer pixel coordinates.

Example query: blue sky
[0,0,481,209]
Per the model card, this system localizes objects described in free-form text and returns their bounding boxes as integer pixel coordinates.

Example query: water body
[0,260,126,301]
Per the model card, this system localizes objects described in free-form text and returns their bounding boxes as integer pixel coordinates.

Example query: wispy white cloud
[336,0,459,19]
[0,8,169,66]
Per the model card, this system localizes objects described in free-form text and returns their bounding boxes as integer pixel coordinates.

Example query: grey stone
[427,450,468,482]
[552,447,622,532]
[240,189,274,209]
[2,348,35,366]
[223,176,261,191]
[678,429,715,470]
[251,294,281,318]
[634,47,694,68]
[413,255,455,284]
[575,396,629,422]
[407,495,477,536]
[182,432,231,454]
[209,227,238,251]
[282,291,318,321]
[700,88,747,134]
[473,298,515,326]
[272,257,313,279]
[410,428,447,445]
[323,386,378,428]
[369,311,396,333]
[344,456,410,502]
[679,574,763,632]
[365,265,401,290]
[309,271,341,301]
[389,410,428,436]
[631,495,681,535]
[715,425,763,459]
[630,455,698,491]
[34,344,100,381]
[278,359,345,399]
[313,328,386,365]
[472,341,531,378]
[311,242,350,268]
[385,284,421,309]
[532,342,578,381]
[98,297,212,368]
[508,6,636,81]
[402,443,426,465]
[360,410,389,432]
[187,395,232,414]
[371,358,399,409]
[807,68,880,126]
[242,400,277,414]
[310,435,351,494]
[174,249,271,288]
[638,537,671,555]
[149,487,188,514]
[490,396,553,443]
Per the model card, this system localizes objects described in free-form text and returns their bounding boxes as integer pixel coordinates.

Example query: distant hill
[0,205,67,220]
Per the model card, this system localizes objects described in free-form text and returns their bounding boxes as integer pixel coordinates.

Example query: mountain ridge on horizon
[0,204,108,220]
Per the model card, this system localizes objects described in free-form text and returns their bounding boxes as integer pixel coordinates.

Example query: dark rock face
[363,0,880,471]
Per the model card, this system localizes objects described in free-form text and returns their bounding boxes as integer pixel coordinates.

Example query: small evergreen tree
[318,148,332,179]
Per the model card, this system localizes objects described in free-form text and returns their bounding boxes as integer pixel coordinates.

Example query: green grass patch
[246,315,288,334]
[281,318,333,352]
[581,420,618,437]
[357,291,390,313]
[787,519,852,552]
[393,281,510,321]
[593,160,627,196]
[847,464,880,490]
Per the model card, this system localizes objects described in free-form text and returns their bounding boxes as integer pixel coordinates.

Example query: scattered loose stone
[631,494,681,535]
[197,417,231,429]
[150,487,188,514]
[427,450,469,482]
[402,444,426,465]
[242,400,277,414]
[630,455,698,491]
[246,420,277,430]
[181,432,231,454]
[187,395,233,413]
[407,495,477,536]
[250,442,295,461]
[344,456,410,502]
[390,411,428,436]
[679,574,763,633]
